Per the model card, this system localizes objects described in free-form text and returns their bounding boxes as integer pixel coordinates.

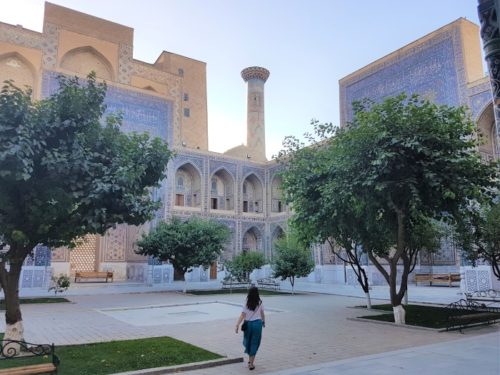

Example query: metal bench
[446,299,500,332]
[257,278,280,290]
[465,289,500,305]
[0,339,59,374]
[415,273,460,287]
[221,278,251,289]
[74,271,113,283]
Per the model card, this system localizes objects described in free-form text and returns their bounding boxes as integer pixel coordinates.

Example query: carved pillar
[478,0,500,157]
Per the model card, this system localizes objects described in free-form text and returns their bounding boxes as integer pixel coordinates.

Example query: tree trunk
[365,292,372,309]
[0,256,25,354]
[290,276,295,295]
[393,305,406,324]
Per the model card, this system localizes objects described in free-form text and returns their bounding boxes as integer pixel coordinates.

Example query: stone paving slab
[1,282,495,375]
[257,331,500,375]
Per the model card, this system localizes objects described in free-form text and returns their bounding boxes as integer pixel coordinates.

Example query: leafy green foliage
[136,217,230,279]
[456,202,500,280]
[272,232,314,288]
[0,74,173,252]
[279,94,498,309]
[225,251,266,281]
[48,274,71,295]
[0,73,172,329]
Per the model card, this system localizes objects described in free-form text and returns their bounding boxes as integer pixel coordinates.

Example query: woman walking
[235,286,265,370]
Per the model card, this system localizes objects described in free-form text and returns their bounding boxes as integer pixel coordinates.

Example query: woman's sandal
[248,364,255,370]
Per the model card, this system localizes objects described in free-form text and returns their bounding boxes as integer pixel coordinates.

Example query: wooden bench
[415,273,460,287]
[0,340,59,374]
[446,299,500,332]
[257,278,280,290]
[74,271,113,283]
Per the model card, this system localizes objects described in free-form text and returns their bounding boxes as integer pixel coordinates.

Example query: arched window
[242,174,263,213]
[174,163,201,208]
[210,169,235,211]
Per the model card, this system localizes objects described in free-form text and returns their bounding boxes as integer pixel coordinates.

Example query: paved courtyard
[3,283,499,374]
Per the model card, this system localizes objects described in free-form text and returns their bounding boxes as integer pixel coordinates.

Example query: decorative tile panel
[341,29,464,124]
[51,246,69,262]
[0,24,44,50]
[469,90,493,120]
[41,23,59,69]
[118,44,133,84]
[41,71,174,145]
[102,226,126,262]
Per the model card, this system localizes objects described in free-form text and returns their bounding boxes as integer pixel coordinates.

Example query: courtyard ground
[2,281,498,374]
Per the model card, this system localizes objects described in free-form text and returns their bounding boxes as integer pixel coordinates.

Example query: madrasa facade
[1,4,498,292]
[320,17,499,292]
[1,3,288,286]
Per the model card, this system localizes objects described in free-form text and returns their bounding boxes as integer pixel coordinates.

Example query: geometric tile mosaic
[69,235,98,273]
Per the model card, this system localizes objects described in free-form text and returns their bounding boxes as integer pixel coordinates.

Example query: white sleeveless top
[242,303,264,321]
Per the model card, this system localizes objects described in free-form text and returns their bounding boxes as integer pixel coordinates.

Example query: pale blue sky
[0,0,482,158]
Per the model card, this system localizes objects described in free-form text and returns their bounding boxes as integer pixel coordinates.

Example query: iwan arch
[1,4,498,291]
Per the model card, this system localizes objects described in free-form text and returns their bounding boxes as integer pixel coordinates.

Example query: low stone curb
[347,317,443,332]
[111,357,244,375]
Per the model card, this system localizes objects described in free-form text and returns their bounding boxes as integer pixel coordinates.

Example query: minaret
[241,66,270,162]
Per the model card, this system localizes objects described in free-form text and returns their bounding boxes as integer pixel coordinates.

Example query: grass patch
[0,297,70,310]
[357,304,500,329]
[188,289,292,296]
[0,336,221,375]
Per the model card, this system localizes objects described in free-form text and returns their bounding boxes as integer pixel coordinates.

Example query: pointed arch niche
[0,52,36,96]
[270,226,285,259]
[210,168,235,211]
[60,46,114,80]
[271,174,285,213]
[174,163,202,208]
[242,227,263,252]
[476,102,498,162]
[242,173,263,213]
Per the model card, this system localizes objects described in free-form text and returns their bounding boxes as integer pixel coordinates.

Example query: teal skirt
[243,319,263,356]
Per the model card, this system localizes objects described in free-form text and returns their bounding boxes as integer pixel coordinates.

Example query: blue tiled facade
[41,71,173,144]
[340,24,471,125]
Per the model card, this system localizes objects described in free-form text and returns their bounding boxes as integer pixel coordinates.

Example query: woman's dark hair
[246,286,261,311]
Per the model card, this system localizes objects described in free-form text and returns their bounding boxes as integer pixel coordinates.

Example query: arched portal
[242,227,263,252]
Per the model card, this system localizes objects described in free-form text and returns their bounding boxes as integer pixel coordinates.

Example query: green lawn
[0,336,221,375]
[188,289,293,296]
[358,304,500,329]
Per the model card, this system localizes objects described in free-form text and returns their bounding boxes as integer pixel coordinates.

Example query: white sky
[0,0,483,159]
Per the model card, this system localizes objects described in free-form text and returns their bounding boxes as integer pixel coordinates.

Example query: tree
[136,217,230,291]
[272,232,315,294]
[456,201,500,281]
[225,251,266,282]
[0,75,173,341]
[279,94,498,324]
